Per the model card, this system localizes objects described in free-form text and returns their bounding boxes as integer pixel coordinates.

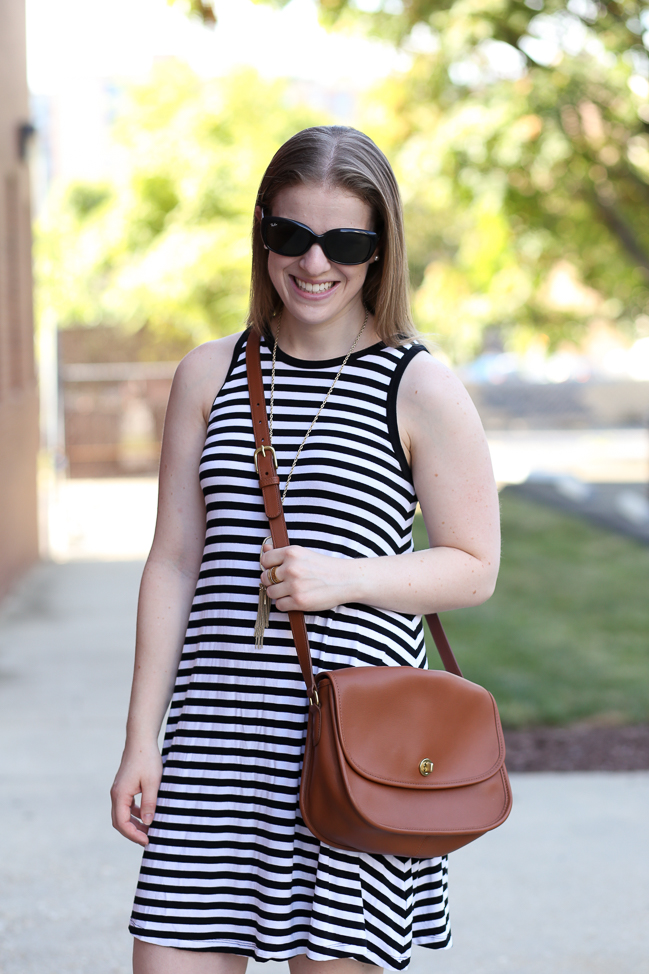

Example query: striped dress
[130,331,452,969]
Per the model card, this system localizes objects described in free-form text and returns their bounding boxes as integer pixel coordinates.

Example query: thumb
[260,538,274,567]
[140,780,159,826]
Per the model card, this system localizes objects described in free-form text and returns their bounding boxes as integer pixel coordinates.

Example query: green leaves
[65,183,113,220]
[37,62,325,343]
[303,0,649,357]
[166,0,217,26]
[41,0,649,359]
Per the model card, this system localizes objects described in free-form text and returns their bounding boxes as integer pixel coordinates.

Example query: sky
[26,0,408,95]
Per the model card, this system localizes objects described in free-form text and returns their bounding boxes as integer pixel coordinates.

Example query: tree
[167,0,217,27]
[263,0,649,358]
[36,61,325,344]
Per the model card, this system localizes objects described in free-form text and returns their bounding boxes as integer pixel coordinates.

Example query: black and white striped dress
[130,332,452,969]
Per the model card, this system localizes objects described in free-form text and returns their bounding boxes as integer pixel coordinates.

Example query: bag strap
[246,331,318,700]
[426,610,463,677]
[245,330,463,689]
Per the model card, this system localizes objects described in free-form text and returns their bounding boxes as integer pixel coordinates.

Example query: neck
[274,306,378,360]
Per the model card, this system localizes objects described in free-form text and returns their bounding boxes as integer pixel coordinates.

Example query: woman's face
[260,182,377,331]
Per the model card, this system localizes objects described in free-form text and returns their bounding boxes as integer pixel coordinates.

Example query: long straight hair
[247,126,416,346]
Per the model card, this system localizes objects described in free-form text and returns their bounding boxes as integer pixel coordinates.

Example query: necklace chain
[269,309,369,502]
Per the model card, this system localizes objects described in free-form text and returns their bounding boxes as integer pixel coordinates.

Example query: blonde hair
[247,126,416,346]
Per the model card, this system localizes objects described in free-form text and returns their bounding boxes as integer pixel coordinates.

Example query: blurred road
[486,428,648,485]
[0,560,647,974]
[40,428,649,563]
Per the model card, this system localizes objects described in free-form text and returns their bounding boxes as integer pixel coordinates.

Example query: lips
[293,276,336,294]
[289,274,340,299]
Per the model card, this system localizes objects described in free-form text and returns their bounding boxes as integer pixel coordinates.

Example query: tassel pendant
[255,584,271,649]
[255,537,273,649]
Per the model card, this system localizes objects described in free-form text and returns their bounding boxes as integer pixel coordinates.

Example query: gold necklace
[270,307,369,502]
[254,308,369,649]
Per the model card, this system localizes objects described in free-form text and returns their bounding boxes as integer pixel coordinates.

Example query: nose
[299,243,331,276]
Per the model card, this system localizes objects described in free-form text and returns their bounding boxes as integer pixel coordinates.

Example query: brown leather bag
[247,332,512,857]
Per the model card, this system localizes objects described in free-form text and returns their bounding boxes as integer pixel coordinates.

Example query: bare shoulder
[398,348,479,433]
[396,348,498,563]
[172,331,243,422]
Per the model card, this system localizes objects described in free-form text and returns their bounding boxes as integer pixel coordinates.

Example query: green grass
[413,491,649,728]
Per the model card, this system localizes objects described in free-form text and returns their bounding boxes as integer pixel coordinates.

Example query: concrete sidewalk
[0,562,647,974]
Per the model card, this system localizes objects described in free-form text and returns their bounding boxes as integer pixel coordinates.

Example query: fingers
[273,594,299,613]
[111,785,150,846]
[112,799,152,846]
[110,765,161,847]
[261,544,288,592]
[259,545,345,614]
[260,544,288,570]
[260,546,305,598]
[140,777,160,828]
[263,565,283,589]
[260,544,330,611]
[128,800,152,840]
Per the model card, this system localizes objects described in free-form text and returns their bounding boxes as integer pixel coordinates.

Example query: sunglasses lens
[262,216,376,264]
[263,218,312,256]
[325,231,375,265]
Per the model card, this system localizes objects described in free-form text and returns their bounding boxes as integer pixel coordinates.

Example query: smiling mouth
[292,276,337,294]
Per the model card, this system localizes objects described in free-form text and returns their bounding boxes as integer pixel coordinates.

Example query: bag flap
[322,666,505,789]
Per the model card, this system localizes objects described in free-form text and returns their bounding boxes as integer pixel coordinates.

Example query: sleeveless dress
[129,332,452,969]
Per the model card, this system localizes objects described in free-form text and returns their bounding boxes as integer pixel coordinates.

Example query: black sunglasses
[260,210,379,266]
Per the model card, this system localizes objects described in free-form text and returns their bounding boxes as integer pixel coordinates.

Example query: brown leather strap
[425,611,462,677]
[245,330,463,692]
[247,331,317,700]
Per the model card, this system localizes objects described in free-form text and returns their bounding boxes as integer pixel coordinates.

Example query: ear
[255,205,269,250]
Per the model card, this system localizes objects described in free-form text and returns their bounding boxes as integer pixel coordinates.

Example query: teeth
[295,277,334,294]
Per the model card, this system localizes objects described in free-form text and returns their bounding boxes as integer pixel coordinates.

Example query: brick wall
[57,326,191,477]
[0,0,39,599]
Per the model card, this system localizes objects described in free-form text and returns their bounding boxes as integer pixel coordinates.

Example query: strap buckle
[308,688,320,708]
[254,444,277,474]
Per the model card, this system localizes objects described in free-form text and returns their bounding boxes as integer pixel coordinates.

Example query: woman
[111,125,500,974]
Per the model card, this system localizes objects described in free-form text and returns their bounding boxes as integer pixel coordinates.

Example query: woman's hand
[260,542,354,614]
[110,742,163,847]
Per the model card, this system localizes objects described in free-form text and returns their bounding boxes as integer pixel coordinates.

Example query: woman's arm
[110,333,241,845]
[261,352,500,616]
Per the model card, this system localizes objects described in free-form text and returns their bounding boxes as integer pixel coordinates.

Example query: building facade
[0,0,39,599]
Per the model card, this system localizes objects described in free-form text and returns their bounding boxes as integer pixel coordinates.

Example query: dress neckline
[261,336,387,370]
